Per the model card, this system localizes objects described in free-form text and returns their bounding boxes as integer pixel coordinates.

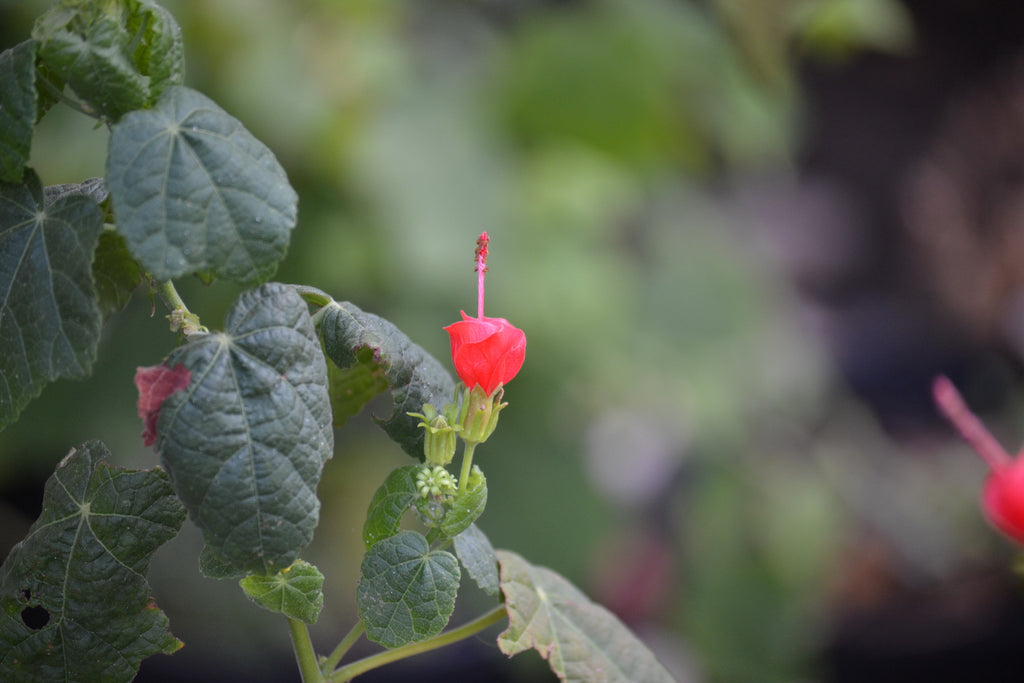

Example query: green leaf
[362,465,420,549]
[93,230,143,318]
[440,466,486,538]
[328,345,388,428]
[319,300,456,458]
[239,560,325,625]
[155,283,333,578]
[106,85,298,284]
[0,169,103,431]
[0,41,36,183]
[453,524,499,596]
[32,0,185,121]
[0,441,186,682]
[43,177,109,209]
[497,550,675,683]
[357,531,460,648]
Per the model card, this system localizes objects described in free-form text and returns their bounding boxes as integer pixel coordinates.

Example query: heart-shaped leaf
[32,0,184,121]
[454,524,499,596]
[0,170,103,431]
[497,550,675,683]
[240,560,325,625]
[357,530,460,648]
[155,283,333,578]
[0,441,186,683]
[0,40,36,183]
[106,85,298,284]
[362,465,420,549]
[319,299,456,458]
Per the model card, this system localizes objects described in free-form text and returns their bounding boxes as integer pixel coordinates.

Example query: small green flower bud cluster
[415,464,457,500]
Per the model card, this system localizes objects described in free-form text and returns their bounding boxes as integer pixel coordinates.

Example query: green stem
[154,279,206,335]
[458,441,478,495]
[288,618,325,683]
[327,605,507,682]
[320,622,365,675]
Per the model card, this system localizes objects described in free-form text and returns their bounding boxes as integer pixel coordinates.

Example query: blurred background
[4,0,1024,680]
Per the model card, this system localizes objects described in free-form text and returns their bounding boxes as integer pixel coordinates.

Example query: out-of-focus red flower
[135,363,191,447]
[445,312,526,395]
[933,376,1024,543]
[445,232,526,395]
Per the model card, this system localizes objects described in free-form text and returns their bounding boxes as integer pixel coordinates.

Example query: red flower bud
[445,312,525,395]
[445,232,526,395]
[933,376,1024,543]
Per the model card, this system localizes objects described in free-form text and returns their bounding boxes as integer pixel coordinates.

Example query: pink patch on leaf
[135,364,191,447]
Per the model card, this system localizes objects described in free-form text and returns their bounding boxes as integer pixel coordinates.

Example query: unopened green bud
[458,385,506,445]
[408,403,460,465]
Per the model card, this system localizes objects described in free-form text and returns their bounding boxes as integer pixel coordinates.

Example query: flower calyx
[458,384,507,446]
[408,402,461,466]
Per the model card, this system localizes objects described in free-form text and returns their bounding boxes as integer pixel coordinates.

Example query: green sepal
[357,531,460,648]
[239,560,325,625]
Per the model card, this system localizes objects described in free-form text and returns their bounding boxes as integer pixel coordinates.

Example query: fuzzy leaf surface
[453,524,499,596]
[497,550,676,683]
[240,560,324,625]
[155,283,333,578]
[319,300,455,457]
[357,531,460,648]
[362,465,420,549]
[32,0,184,120]
[0,41,36,183]
[93,230,142,319]
[328,345,388,428]
[0,441,186,682]
[0,170,103,431]
[106,86,297,284]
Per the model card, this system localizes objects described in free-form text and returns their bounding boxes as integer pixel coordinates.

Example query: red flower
[135,363,191,447]
[933,376,1024,543]
[445,232,526,395]
[445,312,526,395]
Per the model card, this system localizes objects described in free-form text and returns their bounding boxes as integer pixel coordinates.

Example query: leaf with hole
[0,169,103,431]
[154,283,333,578]
[0,441,186,683]
[498,550,676,683]
[357,530,460,648]
[106,86,298,284]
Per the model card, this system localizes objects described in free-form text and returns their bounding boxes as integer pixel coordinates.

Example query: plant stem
[458,441,478,495]
[288,618,325,683]
[154,279,206,335]
[327,604,507,682]
[320,622,365,675]
[155,279,189,312]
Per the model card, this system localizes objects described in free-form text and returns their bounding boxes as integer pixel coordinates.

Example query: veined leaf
[328,345,388,428]
[319,299,456,458]
[106,86,298,284]
[0,41,36,183]
[0,441,186,683]
[93,230,143,319]
[357,531,460,648]
[240,560,325,625]
[32,0,184,121]
[155,283,333,578]
[497,550,676,683]
[362,465,420,549]
[454,524,499,596]
[0,169,103,431]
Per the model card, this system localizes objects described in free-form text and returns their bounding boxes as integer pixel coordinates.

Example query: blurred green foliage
[2,0,992,681]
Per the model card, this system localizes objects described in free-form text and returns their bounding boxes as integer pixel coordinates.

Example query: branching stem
[326,605,507,682]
